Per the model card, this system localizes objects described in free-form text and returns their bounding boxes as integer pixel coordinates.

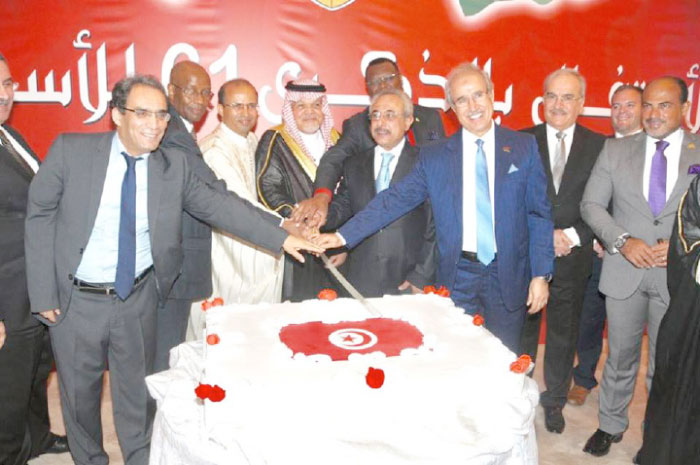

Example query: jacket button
[79,248,84,254]
[653,220,660,225]
[68,273,74,280]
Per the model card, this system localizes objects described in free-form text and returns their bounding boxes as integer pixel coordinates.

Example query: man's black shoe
[42,433,70,454]
[583,429,623,456]
[543,406,565,433]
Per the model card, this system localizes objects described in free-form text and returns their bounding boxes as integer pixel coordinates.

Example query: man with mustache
[323,88,436,296]
[519,68,606,434]
[0,53,69,465]
[255,79,340,301]
[316,62,553,353]
[581,76,700,460]
[187,79,284,337]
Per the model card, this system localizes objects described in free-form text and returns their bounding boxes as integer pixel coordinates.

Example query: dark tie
[475,139,495,265]
[0,129,34,177]
[648,140,669,217]
[115,152,140,300]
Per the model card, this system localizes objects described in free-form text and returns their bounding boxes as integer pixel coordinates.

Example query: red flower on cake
[211,297,224,307]
[423,285,450,297]
[472,314,485,326]
[209,385,226,402]
[317,288,338,301]
[195,383,213,400]
[366,367,385,389]
[206,334,220,345]
[201,300,212,311]
[509,354,532,374]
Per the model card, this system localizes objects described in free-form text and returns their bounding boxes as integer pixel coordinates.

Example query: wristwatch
[614,233,631,251]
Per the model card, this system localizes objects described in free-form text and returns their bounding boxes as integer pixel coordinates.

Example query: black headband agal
[285,81,326,93]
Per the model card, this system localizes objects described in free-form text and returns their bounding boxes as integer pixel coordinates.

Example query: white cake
[193,294,539,464]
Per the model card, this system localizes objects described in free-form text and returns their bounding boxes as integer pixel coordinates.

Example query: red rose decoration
[509,354,532,374]
[472,314,485,326]
[365,367,385,389]
[209,385,226,402]
[423,285,437,294]
[195,383,213,400]
[206,334,220,345]
[317,288,338,301]
[211,297,224,307]
[424,285,450,297]
[201,300,212,311]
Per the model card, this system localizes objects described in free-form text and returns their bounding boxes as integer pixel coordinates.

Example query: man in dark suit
[519,68,606,434]
[318,62,554,353]
[153,60,215,372]
[292,57,445,227]
[0,53,69,465]
[324,88,436,296]
[24,75,321,465]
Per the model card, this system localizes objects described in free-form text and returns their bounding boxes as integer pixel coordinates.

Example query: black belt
[73,266,154,295]
[461,251,497,262]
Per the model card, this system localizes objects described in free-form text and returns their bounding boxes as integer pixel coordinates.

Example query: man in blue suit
[317,62,554,352]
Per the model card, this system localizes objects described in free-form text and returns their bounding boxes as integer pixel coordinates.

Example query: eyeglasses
[172,84,213,100]
[121,107,171,122]
[1,79,18,91]
[544,92,582,104]
[366,73,400,88]
[369,110,405,121]
[222,103,258,112]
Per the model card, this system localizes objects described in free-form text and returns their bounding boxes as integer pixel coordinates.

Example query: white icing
[199,294,538,464]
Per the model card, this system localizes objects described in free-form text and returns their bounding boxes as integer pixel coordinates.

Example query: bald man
[154,61,216,371]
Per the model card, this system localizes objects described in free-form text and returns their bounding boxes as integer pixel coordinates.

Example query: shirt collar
[546,123,576,140]
[461,121,495,145]
[181,116,194,134]
[113,133,151,159]
[646,127,684,146]
[220,122,250,147]
[376,137,406,157]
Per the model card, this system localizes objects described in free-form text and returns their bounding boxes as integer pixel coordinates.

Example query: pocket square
[688,164,700,175]
[508,164,519,174]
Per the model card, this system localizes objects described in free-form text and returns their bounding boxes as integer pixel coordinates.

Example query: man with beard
[0,52,69,465]
[187,79,283,337]
[256,79,339,301]
[581,76,700,459]
[324,88,436,296]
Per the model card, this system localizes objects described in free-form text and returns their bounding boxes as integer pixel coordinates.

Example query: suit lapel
[557,125,585,198]
[448,131,463,248]
[148,149,165,241]
[391,140,416,183]
[663,132,700,216]
[494,125,513,221]
[84,134,113,242]
[533,125,555,197]
[627,133,653,219]
[0,144,34,182]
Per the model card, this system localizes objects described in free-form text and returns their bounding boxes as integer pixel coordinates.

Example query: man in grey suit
[581,76,699,458]
[24,75,321,465]
[154,60,214,372]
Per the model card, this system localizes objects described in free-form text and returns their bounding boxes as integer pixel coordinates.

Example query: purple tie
[648,140,669,217]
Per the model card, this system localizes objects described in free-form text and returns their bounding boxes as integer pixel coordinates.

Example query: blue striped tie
[475,139,495,265]
[114,152,140,300]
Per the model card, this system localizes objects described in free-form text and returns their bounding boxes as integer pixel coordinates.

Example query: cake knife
[319,253,381,316]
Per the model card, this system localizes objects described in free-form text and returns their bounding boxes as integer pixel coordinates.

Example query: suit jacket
[523,123,605,277]
[0,125,41,332]
[158,105,218,301]
[325,143,437,296]
[25,131,287,325]
[313,105,445,192]
[339,125,554,311]
[581,130,700,303]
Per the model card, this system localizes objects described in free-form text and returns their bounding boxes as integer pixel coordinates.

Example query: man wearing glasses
[25,75,322,465]
[292,57,445,228]
[519,68,606,435]
[153,60,216,371]
[323,88,436,297]
[186,79,284,338]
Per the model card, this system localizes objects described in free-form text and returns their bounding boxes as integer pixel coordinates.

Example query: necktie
[475,139,495,265]
[115,152,140,300]
[552,131,566,193]
[375,151,394,193]
[648,140,669,217]
[0,129,34,177]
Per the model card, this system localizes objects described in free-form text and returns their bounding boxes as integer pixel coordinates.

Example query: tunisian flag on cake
[279,318,424,361]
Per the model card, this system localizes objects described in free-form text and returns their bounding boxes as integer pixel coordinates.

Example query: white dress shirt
[545,123,580,247]
[462,124,496,253]
[642,128,684,202]
[0,125,39,173]
[75,134,153,282]
[299,130,326,165]
[373,137,406,181]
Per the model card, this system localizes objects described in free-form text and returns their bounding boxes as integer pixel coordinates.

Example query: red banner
[2,0,699,157]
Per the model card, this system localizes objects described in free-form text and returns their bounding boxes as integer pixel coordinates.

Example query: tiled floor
[30,339,648,464]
